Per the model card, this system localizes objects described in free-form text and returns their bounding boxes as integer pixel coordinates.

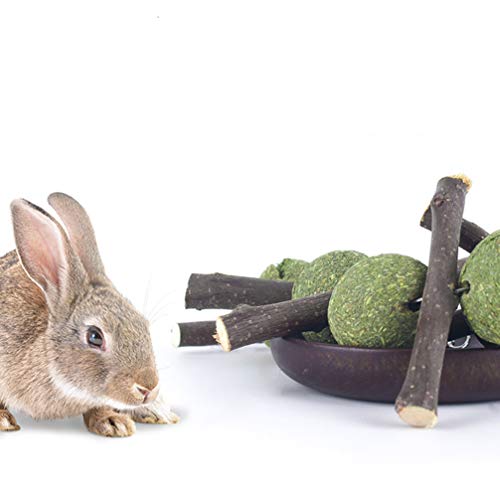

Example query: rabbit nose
[135,384,150,398]
[134,383,159,404]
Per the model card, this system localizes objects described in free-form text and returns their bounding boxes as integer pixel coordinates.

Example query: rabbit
[0,193,179,437]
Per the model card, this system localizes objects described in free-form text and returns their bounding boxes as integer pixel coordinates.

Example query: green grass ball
[459,230,500,344]
[260,264,281,280]
[302,327,336,344]
[260,258,308,281]
[277,258,309,282]
[328,254,427,348]
[292,250,367,299]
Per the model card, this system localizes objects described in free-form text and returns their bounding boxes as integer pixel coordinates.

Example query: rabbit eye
[86,326,105,350]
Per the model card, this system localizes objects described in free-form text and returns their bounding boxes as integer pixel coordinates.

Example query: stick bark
[170,321,217,347]
[173,307,469,348]
[395,175,470,428]
[420,208,487,253]
[185,273,293,310]
[215,293,331,351]
[186,254,475,312]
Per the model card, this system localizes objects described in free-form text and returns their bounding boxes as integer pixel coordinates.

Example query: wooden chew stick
[179,264,471,349]
[421,208,487,253]
[185,273,293,310]
[186,247,478,312]
[182,223,478,350]
[173,306,469,348]
[170,321,217,347]
[395,175,471,428]
[215,293,331,351]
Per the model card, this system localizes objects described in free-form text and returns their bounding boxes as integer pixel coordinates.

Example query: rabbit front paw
[0,409,21,432]
[127,393,180,425]
[129,406,180,425]
[84,407,136,438]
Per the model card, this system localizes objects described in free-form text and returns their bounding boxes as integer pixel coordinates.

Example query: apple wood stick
[185,273,293,310]
[395,175,471,428]
[215,293,331,351]
[170,321,217,347]
[421,208,487,253]
[173,306,470,348]
[186,255,472,312]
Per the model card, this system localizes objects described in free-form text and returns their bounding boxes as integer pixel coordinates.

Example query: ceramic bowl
[270,336,500,403]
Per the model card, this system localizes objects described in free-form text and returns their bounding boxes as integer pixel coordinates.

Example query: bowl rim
[275,335,485,354]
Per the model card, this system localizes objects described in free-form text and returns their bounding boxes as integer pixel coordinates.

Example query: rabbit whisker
[149,311,175,326]
[147,288,180,321]
[147,300,176,320]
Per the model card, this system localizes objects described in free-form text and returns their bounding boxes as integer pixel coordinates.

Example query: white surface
[0,1,500,498]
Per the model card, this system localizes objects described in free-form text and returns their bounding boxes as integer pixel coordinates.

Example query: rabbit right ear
[48,193,107,284]
[10,199,87,312]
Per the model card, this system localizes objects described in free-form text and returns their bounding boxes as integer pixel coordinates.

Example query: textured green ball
[260,264,281,280]
[302,327,336,344]
[459,230,500,344]
[328,254,427,348]
[277,258,308,282]
[292,250,367,299]
[260,258,308,281]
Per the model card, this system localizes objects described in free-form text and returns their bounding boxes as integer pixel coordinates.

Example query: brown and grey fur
[0,193,179,437]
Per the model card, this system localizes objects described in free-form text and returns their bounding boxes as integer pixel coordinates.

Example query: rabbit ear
[47,193,106,284]
[11,199,87,310]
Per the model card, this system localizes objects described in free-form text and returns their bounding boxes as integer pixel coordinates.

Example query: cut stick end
[215,317,232,352]
[397,406,438,429]
[169,324,181,348]
[449,174,472,192]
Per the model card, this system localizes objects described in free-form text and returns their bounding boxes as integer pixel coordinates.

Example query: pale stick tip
[397,405,438,429]
[449,173,472,192]
[215,317,232,352]
[169,323,181,348]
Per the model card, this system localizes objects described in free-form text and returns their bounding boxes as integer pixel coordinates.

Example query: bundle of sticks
[174,175,489,428]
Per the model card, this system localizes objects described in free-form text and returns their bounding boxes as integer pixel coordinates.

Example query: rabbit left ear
[11,199,87,311]
[48,193,107,284]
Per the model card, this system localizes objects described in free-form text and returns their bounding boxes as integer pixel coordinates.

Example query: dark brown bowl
[270,336,500,404]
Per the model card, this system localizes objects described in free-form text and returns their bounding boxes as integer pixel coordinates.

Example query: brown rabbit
[0,193,179,437]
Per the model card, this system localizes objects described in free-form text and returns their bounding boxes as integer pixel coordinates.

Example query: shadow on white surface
[14,414,85,435]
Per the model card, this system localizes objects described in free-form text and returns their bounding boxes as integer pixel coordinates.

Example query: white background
[0,1,499,499]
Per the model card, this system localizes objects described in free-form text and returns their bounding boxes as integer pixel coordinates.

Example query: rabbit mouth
[132,382,160,405]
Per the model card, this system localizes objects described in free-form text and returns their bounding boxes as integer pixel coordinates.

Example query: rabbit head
[10,193,159,411]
